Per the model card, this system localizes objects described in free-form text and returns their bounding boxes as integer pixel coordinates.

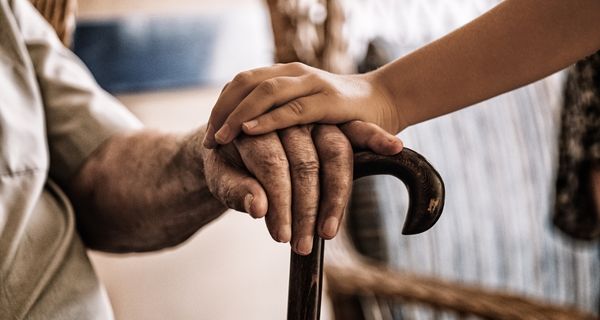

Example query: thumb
[207,156,268,218]
[339,120,403,155]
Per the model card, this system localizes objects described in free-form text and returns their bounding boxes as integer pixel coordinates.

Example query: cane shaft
[286,148,445,320]
[287,236,324,320]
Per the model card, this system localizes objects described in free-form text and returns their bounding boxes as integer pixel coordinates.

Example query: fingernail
[295,236,313,255]
[214,124,231,144]
[321,217,339,238]
[203,124,215,148]
[243,120,258,131]
[276,226,291,243]
[244,194,254,216]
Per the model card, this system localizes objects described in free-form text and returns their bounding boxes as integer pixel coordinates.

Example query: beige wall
[77,0,261,19]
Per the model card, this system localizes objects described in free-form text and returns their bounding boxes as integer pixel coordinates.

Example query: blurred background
[68,0,599,319]
[73,1,485,318]
[76,1,290,319]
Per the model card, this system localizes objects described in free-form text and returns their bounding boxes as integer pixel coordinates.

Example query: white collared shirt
[0,0,141,318]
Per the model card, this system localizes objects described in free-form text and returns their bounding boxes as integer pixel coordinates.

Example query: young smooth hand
[203,63,402,149]
[203,0,600,151]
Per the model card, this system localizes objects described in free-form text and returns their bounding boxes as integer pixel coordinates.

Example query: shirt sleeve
[10,0,143,184]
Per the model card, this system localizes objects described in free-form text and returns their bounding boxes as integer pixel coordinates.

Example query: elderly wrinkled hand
[203,121,402,255]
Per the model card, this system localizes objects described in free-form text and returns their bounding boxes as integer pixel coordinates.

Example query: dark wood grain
[287,148,445,320]
[353,149,445,235]
[287,237,325,320]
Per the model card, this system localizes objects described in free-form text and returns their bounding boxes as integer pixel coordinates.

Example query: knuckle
[321,191,347,215]
[232,71,253,87]
[220,81,231,94]
[258,79,278,95]
[266,110,283,123]
[222,186,238,209]
[286,100,306,117]
[292,159,320,178]
[288,62,307,72]
[366,133,382,148]
[236,133,274,153]
[328,194,347,209]
[281,127,311,145]
[279,125,308,139]
[320,137,351,162]
[259,153,289,171]
[239,132,276,148]
[305,72,321,83]
[341,120,362,132]
[295,212,318,228]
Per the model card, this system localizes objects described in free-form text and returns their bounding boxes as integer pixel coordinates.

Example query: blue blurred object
[72,16,218,93]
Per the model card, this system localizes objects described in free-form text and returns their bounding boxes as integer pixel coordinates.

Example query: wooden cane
[287,148,446,320]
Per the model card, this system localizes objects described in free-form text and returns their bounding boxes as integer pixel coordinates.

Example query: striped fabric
[342,1,599,318]
[348,71,599,318]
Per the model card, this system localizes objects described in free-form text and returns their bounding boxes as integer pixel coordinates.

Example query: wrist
[176,126,209,189]
[365,68,409,134]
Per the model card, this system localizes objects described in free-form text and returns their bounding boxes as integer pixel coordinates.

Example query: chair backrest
[265,0,353,74]
[30,0,77,46]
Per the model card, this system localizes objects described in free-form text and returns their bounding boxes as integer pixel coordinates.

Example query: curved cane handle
[287,148,445,320]
[353,148,445,234]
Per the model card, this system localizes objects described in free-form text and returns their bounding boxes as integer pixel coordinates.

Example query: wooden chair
[30,0,77,46]
[33,1,597,318]
[266,1,597,319]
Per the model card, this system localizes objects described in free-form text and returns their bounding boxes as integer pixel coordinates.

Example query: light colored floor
[88,87,332,320]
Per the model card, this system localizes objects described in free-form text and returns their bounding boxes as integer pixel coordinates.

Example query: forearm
[374,0,600,132]
[68,127,226,253]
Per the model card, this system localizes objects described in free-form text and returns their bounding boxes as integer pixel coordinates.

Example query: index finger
[234,132,293,243]
[203,63,310,149]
